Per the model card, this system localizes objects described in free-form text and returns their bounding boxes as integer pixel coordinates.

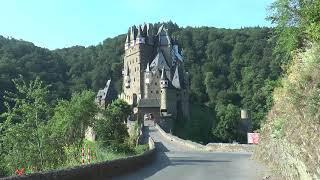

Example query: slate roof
[150,51,170,71]
[95,79,117,105]
[172,45,183,62]
[137,98,160,108]
[96,79,111,100]
[172,65,186,89]
[172,66,181,89]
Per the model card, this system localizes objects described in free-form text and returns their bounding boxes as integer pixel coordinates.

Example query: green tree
[212,104,241,142]
[94,99,131,151]
[0,77,55,173]
[268,0,320,67]
[49,90,97,147]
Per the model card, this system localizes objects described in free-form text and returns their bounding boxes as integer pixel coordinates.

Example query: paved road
[115,121,270,180]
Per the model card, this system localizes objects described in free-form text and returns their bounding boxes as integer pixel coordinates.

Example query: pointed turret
[144,63,152,98]
[136,25,145,44]
[146,23,154,45]
[157,25,171,46]
[125,29,130,50]
[160,67,168,112]
[142,23,148,36]
[146,62,150,72]
[145,63,151,84]
[160,67,168,80]
[124,64,130,88]
[160,67,169,88]
[130,26,136,45]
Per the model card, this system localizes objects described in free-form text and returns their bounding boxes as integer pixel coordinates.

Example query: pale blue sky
[0,0,274,50]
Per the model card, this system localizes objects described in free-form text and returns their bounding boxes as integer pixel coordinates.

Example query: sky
[0,0,274,50]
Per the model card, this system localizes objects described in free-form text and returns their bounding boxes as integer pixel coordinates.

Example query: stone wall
[1,137,156,180]
[155,124,254,152]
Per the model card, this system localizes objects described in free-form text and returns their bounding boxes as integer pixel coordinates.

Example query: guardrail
[155,123,254,153]
[1,137,156,180]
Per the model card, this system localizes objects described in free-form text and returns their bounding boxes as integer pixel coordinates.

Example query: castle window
[155,82,157,85]
[161,90,163,93]
[134,78,135,82]
[156,90,159,94]
[151,91,153,93]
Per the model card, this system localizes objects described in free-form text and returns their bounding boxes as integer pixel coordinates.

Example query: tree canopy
[0,22,283,143]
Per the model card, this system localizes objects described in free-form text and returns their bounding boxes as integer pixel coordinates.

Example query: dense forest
[0,23,282,143]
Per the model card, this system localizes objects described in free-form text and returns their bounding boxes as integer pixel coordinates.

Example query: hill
[0,23,282,143]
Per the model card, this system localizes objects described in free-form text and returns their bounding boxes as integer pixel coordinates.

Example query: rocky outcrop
[255,44,320,180]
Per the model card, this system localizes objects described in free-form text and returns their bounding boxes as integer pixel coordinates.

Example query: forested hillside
[0,23,282,143]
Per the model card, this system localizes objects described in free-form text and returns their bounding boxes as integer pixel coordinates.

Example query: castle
[119,24,190,122]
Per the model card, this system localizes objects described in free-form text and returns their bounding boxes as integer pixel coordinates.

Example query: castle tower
[144,63,151,99]
[124,64,130,88]
[122,24,154,105]
[160,68,169,112]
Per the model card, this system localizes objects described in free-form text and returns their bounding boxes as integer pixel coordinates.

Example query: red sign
[247,133,260,144]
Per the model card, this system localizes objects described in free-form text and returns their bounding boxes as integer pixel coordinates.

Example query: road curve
[115,121,270,180]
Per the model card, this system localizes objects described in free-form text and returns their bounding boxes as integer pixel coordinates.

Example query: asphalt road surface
[115,121,270,180]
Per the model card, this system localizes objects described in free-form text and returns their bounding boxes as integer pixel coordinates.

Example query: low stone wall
[205,143,255,153]
[1,137,156,180]
[155,124,254,152]
[155,124,207,151]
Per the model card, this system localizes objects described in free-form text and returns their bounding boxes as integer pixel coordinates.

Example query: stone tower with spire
[120,24,190,122]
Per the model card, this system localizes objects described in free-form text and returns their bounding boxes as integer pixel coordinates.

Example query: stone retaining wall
[155,124,255,153]
[1,137,156,180]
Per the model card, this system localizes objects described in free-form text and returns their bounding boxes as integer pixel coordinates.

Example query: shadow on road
[170,158,231,166]
[116,148,171,179]
[155,142,169,152]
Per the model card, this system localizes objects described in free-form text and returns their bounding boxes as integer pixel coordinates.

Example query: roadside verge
[1,137,156,180]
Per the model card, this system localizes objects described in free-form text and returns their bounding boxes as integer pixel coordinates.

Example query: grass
[59,140,149,169]
[80,140,148,164]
